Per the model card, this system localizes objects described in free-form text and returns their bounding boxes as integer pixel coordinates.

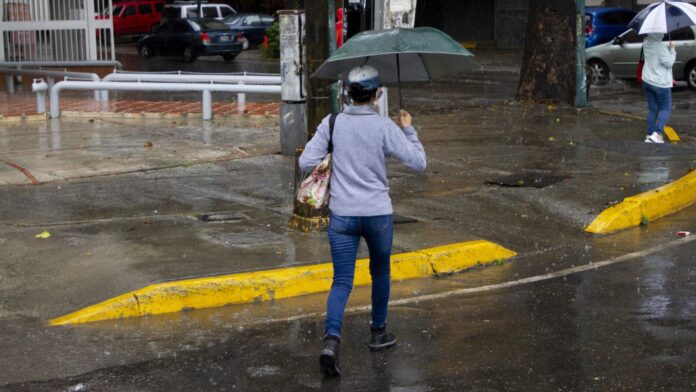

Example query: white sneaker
[645,132,665,144]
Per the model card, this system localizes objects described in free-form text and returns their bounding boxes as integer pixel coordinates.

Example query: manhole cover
[197,212,248,222]
[485,173,567,188]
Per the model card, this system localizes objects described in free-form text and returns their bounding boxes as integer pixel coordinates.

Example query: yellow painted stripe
[585,170,696,234]
[50,240,516,326]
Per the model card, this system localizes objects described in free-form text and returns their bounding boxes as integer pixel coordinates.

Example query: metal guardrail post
[202,90,212,121]
[237,81,246,115]
[32,79,48,114]
[5,75,14,94]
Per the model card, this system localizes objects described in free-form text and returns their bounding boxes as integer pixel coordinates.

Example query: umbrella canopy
[311,27,480,83]
[628,0,696,35]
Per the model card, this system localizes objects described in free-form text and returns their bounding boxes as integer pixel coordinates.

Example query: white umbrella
[628,0,696,35]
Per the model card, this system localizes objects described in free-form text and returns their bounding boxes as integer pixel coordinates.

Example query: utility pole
[575,0,588,107]
[288,0,340,232]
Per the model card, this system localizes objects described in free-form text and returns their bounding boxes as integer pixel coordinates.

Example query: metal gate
[0,0,115,64]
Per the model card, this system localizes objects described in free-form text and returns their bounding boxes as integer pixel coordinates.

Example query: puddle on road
[197,212,248,223]
[485,173,568,188]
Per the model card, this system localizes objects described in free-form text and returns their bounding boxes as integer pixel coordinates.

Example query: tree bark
[516,0,577,104]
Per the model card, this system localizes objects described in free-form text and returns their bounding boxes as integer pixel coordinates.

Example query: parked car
[110,0,166,35]
[222,13,274,50]
[585,7,637,48]
[161,1,236,23]
[586,26,696,90]
[137,18,243,62]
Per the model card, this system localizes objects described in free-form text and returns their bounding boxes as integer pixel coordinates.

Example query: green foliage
[261,21,280,59]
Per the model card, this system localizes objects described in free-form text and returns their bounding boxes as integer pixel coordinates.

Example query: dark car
[585,7,637,48]
[222,13,274,50]
[137,18,243,62]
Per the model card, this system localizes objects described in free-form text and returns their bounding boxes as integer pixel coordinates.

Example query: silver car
[586,26,696,89]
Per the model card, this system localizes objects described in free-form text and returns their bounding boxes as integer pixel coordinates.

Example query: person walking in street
[642,33,676,144]
[299,65,427,378]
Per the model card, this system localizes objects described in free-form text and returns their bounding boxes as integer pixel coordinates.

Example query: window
[139,4,152,15]
[599,11,636,25]
[261,16,274,25]
[243,15,261,26]
[155,4,163,13]
[123,5,136,17]
[186,7,200,18]
[111,6,123,16]
[670,27,695,41]
[220,7,235,18]
[623,30,642,44]
[203,6,218,18]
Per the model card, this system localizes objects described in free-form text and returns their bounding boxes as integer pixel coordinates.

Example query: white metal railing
[0,0,115,64]
[0,66,102,99]
[49,80,281,120]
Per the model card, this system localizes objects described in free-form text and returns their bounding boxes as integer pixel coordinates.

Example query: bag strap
[639,47,644,62]
[328,113,338,154]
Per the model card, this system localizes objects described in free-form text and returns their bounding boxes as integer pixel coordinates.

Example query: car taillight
[585,25,593,35]
[236,32,245,41]
[201,32,210,43]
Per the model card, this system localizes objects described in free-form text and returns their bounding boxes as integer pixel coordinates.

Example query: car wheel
[139,44,153,59]
[587,59,609,86]
[686,61,696,90]
[182,45,197,63]
[240,37,249,50]
[222,53,237,62]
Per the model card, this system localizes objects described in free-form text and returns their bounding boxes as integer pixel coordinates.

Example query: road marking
[0,158,41,185]
[247,236,696,328]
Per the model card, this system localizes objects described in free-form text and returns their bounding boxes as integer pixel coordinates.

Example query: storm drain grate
[485,173,567,188]
[197,212,248,223]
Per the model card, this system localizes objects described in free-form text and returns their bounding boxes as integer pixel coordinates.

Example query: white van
[162,1,236,22]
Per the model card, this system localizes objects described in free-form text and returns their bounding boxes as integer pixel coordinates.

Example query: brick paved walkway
[0,93,279,118]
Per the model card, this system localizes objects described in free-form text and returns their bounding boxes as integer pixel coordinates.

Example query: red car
[110,0,166,36]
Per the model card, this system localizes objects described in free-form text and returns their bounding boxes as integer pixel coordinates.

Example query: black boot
[319,335,341,377]
[369,325,396,351]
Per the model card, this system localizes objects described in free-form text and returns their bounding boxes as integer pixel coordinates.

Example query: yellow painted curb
[586,170,696,234]
[664,126,681,143]
[50,240,516,326]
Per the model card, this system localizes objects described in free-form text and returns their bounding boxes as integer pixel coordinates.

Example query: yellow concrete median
[586,170,696,234]
[50,240,516,326]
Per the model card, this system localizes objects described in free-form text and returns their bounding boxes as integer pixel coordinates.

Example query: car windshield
[224,15,243,25]
[109,6,123,16]
[190,20,229,31]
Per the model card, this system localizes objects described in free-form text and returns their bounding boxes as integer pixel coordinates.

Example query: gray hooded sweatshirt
[299,105,426,217]
[642,33,677,88]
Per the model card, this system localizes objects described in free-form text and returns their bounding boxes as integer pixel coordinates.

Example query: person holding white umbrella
[641,33,676,144]
[628,0,696,143]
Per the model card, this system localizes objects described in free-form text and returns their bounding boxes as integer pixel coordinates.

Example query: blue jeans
[325,213,393,338]
[643,82,672,135]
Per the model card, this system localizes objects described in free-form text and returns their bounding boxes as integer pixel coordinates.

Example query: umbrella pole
[396,54,403,111]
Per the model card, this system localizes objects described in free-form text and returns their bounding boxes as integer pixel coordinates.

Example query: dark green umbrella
[311,27,480,109]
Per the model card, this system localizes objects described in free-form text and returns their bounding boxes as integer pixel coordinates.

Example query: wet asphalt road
[2,209,695,391]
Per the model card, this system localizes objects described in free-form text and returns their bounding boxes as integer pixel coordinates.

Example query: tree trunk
[516,0,577,104]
